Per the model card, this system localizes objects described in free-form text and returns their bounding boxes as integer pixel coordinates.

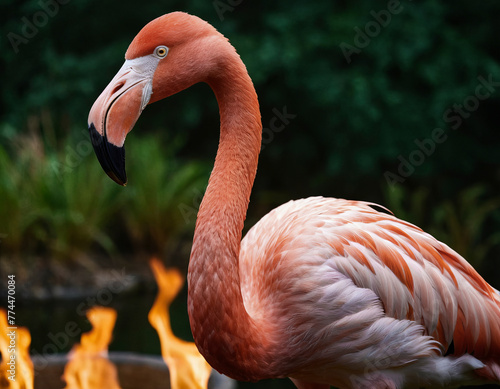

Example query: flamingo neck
[187,48,266,380]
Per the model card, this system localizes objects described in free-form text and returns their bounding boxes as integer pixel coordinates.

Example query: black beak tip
[88,123,127,186]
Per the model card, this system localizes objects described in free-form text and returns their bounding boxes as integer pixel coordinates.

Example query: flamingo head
[88,12,226,185]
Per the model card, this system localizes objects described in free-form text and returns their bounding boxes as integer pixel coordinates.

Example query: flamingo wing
[240,197,500,387]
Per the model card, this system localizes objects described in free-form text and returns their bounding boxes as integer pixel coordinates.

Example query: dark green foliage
[0,129,208,262]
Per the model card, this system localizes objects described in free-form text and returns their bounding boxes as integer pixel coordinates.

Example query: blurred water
[14,293,499,389]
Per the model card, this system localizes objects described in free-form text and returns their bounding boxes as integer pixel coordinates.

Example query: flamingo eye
[154,45,169,58]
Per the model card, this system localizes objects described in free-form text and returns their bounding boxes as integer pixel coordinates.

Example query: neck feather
[187,47,269,380]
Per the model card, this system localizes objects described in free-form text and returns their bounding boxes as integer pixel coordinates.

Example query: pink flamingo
[88,12,500,388]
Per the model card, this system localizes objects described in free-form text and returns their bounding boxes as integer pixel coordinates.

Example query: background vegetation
[1,0,500,387]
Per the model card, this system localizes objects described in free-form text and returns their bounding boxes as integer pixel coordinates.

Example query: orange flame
[148,258,212,389]
[63,307,121,389]
[0,309,34,389]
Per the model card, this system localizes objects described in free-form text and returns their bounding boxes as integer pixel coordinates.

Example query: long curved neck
[187,48,266,380]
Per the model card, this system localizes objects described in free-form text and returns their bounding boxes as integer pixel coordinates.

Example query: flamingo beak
[88,56,159,186]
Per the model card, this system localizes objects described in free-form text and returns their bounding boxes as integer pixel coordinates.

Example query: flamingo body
[240,197,500,387]
[87,12,500,388]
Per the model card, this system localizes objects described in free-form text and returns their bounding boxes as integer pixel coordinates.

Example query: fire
[63,307,121,389]
[0,309,34,389]
[148,258,212,389]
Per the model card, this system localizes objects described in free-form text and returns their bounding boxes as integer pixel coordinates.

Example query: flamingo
[87,12,500,388]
